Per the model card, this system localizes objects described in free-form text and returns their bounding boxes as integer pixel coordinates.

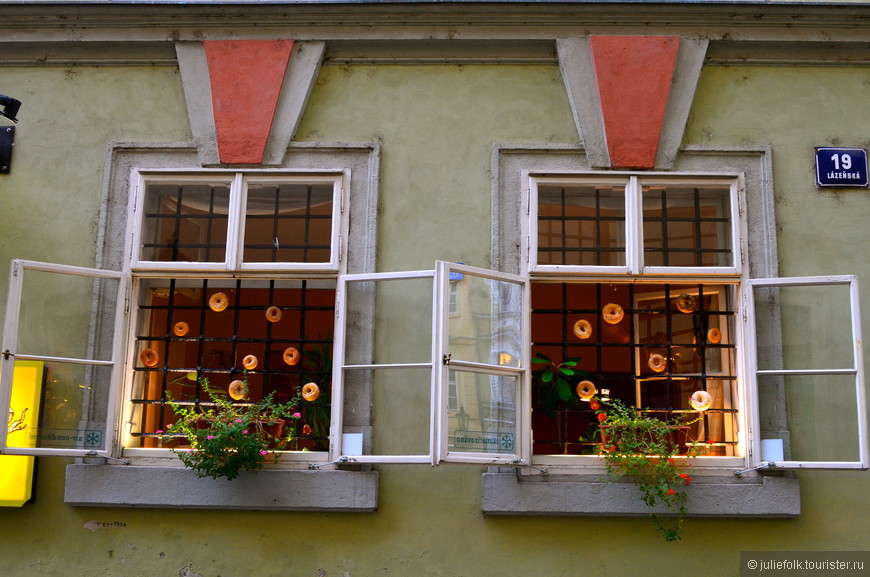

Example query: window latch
[734,462,778,476]
[443,353,451,365]
[2,350,12,361]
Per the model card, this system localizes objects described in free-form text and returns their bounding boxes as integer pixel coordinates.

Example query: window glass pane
[359,367,431,456]
[642,185,732,267]
[140,182,231,263]
[344,277,433,366]
[754,283,855,371]
[447,272,523,368]
[128,277,335,451]
[531,282,738,457]
[244,182,334,264]
[758,374,861,463]
[15,268,118,362]
[537,184,625,266]
[447,370,518,455]
[8,360,110,451]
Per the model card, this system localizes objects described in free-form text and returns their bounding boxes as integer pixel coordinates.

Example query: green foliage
[532,353,583,410]
[595,398,701,542]
[162,378,302,480]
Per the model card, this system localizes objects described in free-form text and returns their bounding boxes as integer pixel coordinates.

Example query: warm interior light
[1,360,43,507]
[498,353,512,365]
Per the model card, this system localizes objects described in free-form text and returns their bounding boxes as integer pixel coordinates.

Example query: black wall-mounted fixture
[0,94,21,174]
[0,95,21,123]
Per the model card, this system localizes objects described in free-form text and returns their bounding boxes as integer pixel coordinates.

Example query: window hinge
[735,462,777,476]
[84,451,129,465]
[512,459,549,475]
[309,455,351,469]
[2,350,13,360]
[12,260,19,277]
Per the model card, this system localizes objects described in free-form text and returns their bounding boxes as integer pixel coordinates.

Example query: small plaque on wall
[815,147,869,188]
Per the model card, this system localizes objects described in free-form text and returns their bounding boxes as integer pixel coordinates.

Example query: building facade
[1,1,869,575]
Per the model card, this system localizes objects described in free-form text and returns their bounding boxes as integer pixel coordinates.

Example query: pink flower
[235,419,243,423]
[206,435,215,440]
[260,450,269,456]
[242,430,249,435]
[292,412,301,419]
[155,430,164,434]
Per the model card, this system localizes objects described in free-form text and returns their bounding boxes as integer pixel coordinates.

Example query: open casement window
[745,275,868,470]
[130,171,345,273]
[0,260,127,457]
[527,174,741,276]
[333,261,529,465]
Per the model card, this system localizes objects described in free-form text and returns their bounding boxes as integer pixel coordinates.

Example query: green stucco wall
[1,57,869,576]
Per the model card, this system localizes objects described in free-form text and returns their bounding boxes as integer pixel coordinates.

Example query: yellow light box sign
[1,360,43,507]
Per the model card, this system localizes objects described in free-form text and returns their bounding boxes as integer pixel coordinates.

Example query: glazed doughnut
[690,390,713,412]
[301,382,320,402]
[573,319,593,340]
[283,346,300,366]
[602,303,624,324]
[648,353,667,373]
[140,348,160,367]
[209,292,229,312]
[576,380,597,401]
[228,379,249,401]
[676,293,696,314]
[707,327,722,344]
[242,355,258,370]
[173,321,189,337]
[265,306,282,323]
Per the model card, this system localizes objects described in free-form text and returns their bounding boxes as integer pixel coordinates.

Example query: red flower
[590,401,600,410]
[680,473,692,485]
[597,413,607,422]
[302,424,312,435]
[665,488,675,496]
[667,458,677,466]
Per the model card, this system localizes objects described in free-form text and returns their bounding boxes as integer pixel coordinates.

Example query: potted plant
[593,397,700,541]
[160,376,303,480]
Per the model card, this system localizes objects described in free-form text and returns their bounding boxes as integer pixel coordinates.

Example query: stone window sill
[482,471,799,517]
[65,463,378,511]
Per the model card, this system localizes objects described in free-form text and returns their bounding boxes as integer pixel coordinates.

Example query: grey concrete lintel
[65,464,378,512]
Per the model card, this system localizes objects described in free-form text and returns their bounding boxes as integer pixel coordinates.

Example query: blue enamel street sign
[815,147,869,188]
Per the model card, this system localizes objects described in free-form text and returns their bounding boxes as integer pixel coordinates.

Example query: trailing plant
[161,376,302,480]
[593,397,701,542]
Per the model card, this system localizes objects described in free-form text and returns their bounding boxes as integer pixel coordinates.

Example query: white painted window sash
[744,275,868,470]
[0,260,128,458]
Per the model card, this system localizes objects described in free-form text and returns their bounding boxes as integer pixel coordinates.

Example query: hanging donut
[283,347,300,366]
[707,327,722,344]
[648,353,667,373]
[173,321,189,337]
[302,382,320,402]
[602,303,624,324]
[690,390,713,412]
[573,319,593,340]
[265,306,283,323]
[676,293,696,314]
[242,355,258,370]
[576,380,597,401]
[139,348,160,367]
[208,292,229,312]
[228,379,249,401]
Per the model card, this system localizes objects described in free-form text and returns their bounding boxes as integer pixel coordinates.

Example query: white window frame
[121,169,350,464]
[332,261,529,466]
[744,275,868,470]
[526,173,742,277]
[0,260,128,457]
[129,169,347,274]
